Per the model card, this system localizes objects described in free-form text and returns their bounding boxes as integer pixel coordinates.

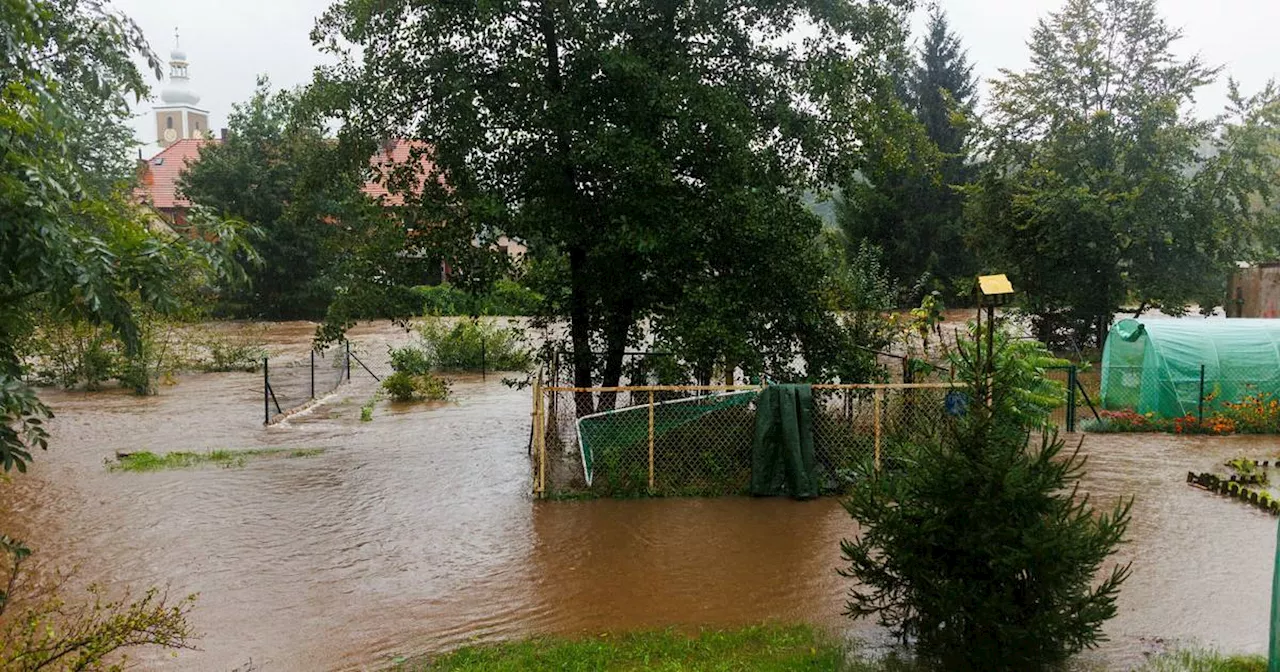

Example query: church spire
[154,29,208,147]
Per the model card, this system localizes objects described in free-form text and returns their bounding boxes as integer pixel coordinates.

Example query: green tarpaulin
[1100,318,1280,418]
[751,384,818,499]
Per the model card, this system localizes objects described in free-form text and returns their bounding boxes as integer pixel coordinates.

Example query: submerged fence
[263,344,349,424]
[530,381,963,498]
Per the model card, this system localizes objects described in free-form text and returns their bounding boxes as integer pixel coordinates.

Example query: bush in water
[415,317,531,372]
[389,345,433,376]
[415,279,543,317]
[382,371,450,402]
[840,326,1131,671]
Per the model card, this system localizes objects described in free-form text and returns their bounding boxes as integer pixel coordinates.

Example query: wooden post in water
[873,388,883,471]
[534,373,545,496]
[648,390,656,491]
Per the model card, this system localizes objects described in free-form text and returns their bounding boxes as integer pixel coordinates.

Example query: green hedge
[414,280,542,316]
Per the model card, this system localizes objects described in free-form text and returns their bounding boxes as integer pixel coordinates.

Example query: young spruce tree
[840,328,1132,671]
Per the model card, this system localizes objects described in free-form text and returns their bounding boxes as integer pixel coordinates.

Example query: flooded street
[2,321,1276,671]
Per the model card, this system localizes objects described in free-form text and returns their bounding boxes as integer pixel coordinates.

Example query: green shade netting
[577,390,759,487]
[1100,318,1280,418]
[750,384,819,500]
[1271,519,1280,672]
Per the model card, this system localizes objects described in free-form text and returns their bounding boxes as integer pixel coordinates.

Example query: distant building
[1228,263,1280,318]
[135,138,207,227]
[132,38,526,265]
[154,39,208,148]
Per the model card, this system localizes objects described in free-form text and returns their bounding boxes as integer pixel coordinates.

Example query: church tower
[154,31,208,147]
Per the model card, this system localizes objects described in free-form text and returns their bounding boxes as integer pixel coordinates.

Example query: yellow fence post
[873,388,884,472]
[535,372,546,497]
[648,390,656,491]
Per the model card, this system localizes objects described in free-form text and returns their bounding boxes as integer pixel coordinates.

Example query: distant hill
[801,189,840,229]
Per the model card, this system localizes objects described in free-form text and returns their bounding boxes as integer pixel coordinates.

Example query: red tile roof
[362,139,436,206]
[134,139,210,210]
[134,138,436,214]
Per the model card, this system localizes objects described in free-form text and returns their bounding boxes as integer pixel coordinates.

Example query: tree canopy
[310,0,917,398]
[837,6,978,303]
[180,78,367,319]
[1,0,254,467]
[967,0,1280,346]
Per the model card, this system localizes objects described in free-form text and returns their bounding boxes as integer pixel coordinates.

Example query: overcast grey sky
[118,0,1280,153]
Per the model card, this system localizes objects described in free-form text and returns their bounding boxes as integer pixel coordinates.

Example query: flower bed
[1087,393,1280,435]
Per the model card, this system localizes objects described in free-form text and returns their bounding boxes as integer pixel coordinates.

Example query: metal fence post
[310,350,316,399]
[1199,364,1207,424]
[648,390,656,491]
[873,388,884,472]
[345,341,351,382]
[1067,365,1078,432]
[263,357,269,426]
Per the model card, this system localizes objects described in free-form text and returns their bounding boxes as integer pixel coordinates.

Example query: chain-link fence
[263,345,348,424]
[1043,365,1101,432]
[531,382,963,498]
[1099,361,1280,429]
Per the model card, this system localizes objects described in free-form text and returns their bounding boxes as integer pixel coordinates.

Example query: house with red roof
[133,45,525,263]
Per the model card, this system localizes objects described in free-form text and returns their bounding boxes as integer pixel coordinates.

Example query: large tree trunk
[539,0,595,418]
[597,296,634,412]
[568,245,595,417]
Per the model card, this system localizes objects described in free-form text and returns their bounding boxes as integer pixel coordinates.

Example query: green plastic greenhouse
[1100,318,1280,418]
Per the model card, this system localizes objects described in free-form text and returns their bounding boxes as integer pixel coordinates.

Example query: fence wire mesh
[533,383,962,498]
[1098,362,1280,431]
[264,345,347,423]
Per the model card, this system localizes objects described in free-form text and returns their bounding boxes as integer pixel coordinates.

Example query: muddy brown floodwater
[1,321,1275,671]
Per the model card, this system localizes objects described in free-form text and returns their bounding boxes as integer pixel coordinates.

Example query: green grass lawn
[109,448,324,472]
[398,625,876,672]
[395,625,1268,672]
[1135,649,1266,672]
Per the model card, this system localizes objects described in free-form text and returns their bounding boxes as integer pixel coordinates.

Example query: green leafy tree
[310,0,915,407]
[838,6,978,303]
[180,77,367,318]
[0,0,232,666]
[840,326,1131,671]
[966,0,1280,347]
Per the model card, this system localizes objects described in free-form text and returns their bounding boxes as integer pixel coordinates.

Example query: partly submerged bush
[415,317,531,372]
[26,319,119,390]
[389,344,433,376]
[191,328,266,373]
[382,371,451,402]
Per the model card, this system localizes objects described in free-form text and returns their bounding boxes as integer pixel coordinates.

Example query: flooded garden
[0,320,1273,671]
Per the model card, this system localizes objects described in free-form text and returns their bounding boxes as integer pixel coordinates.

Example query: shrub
[192,328,266,373]
[389,345,433,376]
[382,371,419,402]
[415,372,450,400]
[382,371,451,402]
[415,317,531,372]
[27,319,120,390]
[841,325,1131,671]
[0,536,197,669]
[414,280,543,316]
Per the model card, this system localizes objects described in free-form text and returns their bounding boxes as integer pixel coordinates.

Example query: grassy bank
[394,625,1267,672]
[397,625,877,672]
[1135,649,1265,672]
[109,448,324,472]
